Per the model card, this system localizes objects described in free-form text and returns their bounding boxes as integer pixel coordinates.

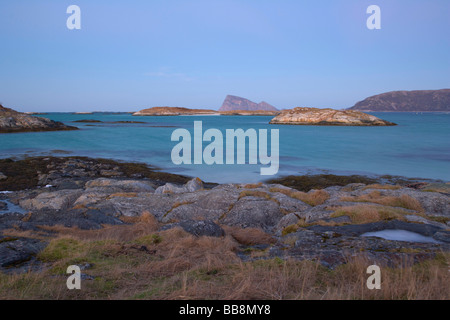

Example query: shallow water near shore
[0,112,449,183]
[0,198,27,215]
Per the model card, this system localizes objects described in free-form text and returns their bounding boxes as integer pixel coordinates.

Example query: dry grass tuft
[290,190,329,206]
[341,191,424,212]
[239,190,271,200]
[107,192,138,199]
[242,182,263,189]
[41,211,159,242]
[0,225,448,300]
[269,187,329,206]
[331,204,413,224]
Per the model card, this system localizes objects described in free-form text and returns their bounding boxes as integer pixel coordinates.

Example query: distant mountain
[348,89,450,112]
[219,95,278,112]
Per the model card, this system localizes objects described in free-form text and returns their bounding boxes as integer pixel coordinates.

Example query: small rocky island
[133,107,218,116]
[0,105,78,133]
[269,107,396,126]
[219,110,280,116]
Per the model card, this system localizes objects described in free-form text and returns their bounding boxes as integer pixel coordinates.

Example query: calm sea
[0,112,449,183]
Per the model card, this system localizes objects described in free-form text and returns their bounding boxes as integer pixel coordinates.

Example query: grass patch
[242,183,263,189]
[269,188,329,206]
[427,216,450,224]
[281,224,300,236]
[0,223,448,299]
[340,191,424,212]
[107,192,138,199]
[239,190,272,200]
[331,204,413,224]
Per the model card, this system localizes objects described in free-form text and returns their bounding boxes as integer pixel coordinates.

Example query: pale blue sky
[0,0,449,112]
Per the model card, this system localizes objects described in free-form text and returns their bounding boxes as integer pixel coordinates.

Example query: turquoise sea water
[0,112,449,183]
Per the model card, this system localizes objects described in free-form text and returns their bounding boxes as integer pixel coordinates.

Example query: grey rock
[73,191,111,207]
[433,231,450,243]
[37,173,49,185]
[274,212,303,236]
[322,215,352,224]
[161,188,239,223]
[16,208,122,231]
[0,172,7,180]
[20,189,83,211]
[270,192,310,213]
[100,170,122,177]
[81,273,96,280]
[84,209,124,225]
[0,237,46,269]
[154,183,184,194]
[303,205,335,222]
[405,215,447,229]
[293,230,326,248]
[78,262,94,270]
[0,201,7,211]
[185,178,204,192]
[162,220,225,237]
[220,197,283,231]
[155,178,203,194]
[85,178,155,193]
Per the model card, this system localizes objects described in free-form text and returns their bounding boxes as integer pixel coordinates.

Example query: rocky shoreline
[0,156,449,273]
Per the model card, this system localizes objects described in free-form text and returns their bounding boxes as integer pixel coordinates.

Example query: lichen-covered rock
[20,189,83,211]
[433,231,450,243]
[85,178,155,193]
[274,212,303,236]
[220,197,283,231]
[155,178,203,194]
[161,188,239,223]
[161,220,225,237]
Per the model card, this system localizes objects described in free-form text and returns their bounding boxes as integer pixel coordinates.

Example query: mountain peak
[219,95,278,112]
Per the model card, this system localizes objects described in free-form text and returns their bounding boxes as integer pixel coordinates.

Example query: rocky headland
[349,89,450,112]
[0,105,78,133]
[219,95,278,112]
[269,107,396,126]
